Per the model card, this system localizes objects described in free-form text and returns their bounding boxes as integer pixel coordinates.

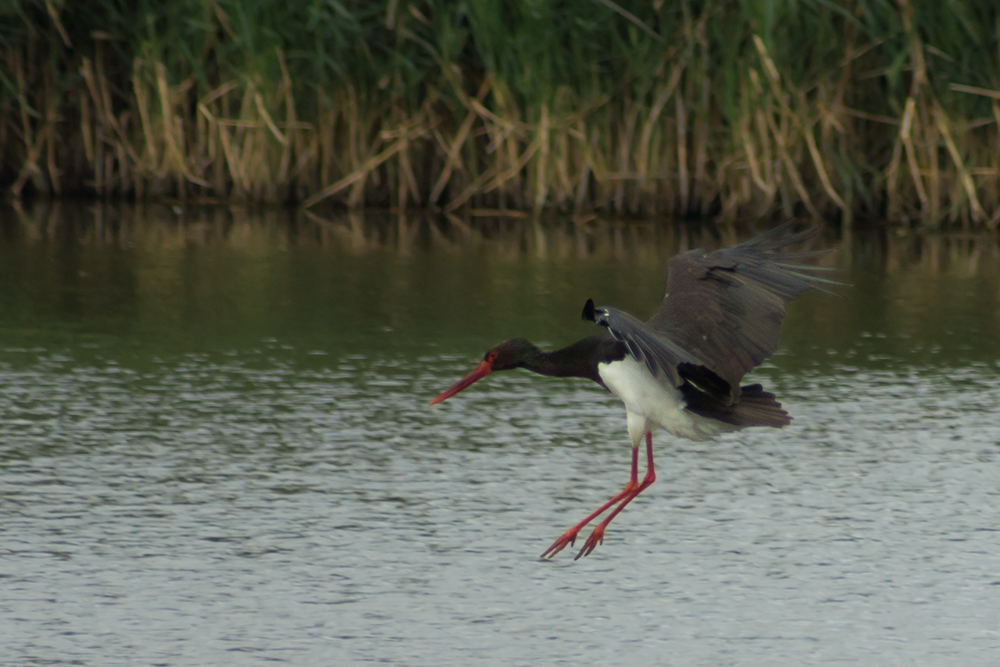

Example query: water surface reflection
[1,204,999,665]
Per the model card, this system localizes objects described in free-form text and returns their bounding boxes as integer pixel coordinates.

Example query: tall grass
[2,1,1000,227]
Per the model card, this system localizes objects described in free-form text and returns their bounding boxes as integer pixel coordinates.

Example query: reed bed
[3,1,1000,227]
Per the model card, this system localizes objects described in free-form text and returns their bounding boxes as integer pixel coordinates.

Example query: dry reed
[3,1,1000,228]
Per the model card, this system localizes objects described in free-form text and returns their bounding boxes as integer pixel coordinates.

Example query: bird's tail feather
[682,382,790,429]
[728,384,791,428]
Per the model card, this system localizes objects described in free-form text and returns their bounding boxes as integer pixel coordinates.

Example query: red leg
[575,432,656,559]
[540,445,639,559]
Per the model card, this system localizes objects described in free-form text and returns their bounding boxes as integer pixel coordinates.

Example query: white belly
[598,357,730,443]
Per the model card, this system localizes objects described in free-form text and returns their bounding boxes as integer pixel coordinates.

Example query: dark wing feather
[646,222,838,398]
[583,299,701,387]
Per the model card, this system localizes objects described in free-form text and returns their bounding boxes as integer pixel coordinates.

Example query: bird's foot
[574,524,606,560]
[540,528,580,559]
[541,479,639,560]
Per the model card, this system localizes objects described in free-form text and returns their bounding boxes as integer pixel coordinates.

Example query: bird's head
[430,338,539,405]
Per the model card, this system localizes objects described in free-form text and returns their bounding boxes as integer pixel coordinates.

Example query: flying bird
[430,223,838,559]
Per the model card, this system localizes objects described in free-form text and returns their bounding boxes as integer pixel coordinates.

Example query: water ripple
[2,353,1000,665]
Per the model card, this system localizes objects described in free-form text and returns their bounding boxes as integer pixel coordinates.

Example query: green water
[3,204,999,365]
[2,203,999,665]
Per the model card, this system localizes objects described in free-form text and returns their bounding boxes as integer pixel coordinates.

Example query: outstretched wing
[582,298,702,387]
[646,222,838,397]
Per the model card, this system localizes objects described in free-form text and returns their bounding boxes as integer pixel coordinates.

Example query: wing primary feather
[647,222,841,394]
[582,223,838,401]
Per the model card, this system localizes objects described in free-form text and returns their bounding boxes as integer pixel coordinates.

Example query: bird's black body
[431,222,838,559]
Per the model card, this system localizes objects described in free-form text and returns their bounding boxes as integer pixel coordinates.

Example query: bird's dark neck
[523,335,622,384]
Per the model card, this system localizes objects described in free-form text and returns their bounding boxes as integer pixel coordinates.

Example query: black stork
[430,222,837,560]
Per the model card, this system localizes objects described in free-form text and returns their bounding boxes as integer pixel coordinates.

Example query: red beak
[430,359,493,405]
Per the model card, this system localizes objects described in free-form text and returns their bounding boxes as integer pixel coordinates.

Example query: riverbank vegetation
[3,1,1000,227]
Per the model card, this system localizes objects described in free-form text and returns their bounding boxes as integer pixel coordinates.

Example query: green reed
[2,1,1000,227]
